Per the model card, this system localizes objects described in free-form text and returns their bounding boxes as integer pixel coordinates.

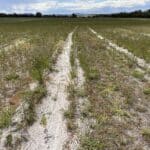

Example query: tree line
[0,12,77,18]
[92,9,150,18]
[0,9,150,18]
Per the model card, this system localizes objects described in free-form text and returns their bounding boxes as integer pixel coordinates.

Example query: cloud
[61,0,150,11]
[3,0,150,13]
[12,1,57,13]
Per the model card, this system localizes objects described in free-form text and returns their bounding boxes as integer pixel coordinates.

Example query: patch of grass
[40,114,47,126]
[87,68,99,80]
[64,83,76,132]
[70,69,77,79]
[0,107,15,129]
[23,85,47,126]
[66,120,76,132]
[143,88,150,95]
[76,88,86,97]
[64,110,74,119]
[142,128,150,141]
[80,136,105,150]
[30,55,49,83]
[5,73,19,81]
[6,134,13,147]
[114,109,130,117]
[132,70,144,80]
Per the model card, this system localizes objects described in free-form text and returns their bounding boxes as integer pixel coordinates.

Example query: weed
[40,114,47,126]
[66,120,76,132]
[132,70,144,80]
[23,85,46,126]
[88,68,99,80]
[30,56,49,83]
[142,128,150,141]
[6,134,12,147]
[76,88,86,97]
[80,136,105,150]
[5,73,19,81]
[0,107,14,129]
[143,88,150,95]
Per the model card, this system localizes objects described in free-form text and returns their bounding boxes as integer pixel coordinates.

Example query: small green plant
[143,88,150,95]
[5,73,19,81]
[23,85,46,126]
[76,88,86,97]
[142,128,150,141]
[30,55,49,83]
[66,120,76,132]
[0,107,14,129]
[114,109,129,117]
[64,110,74,119]
[132,70,144,80]
[81,136,105,150]
[88,68,99,80]
[33,86,47,104]
[40,114,47,126]
[6,134,13,147]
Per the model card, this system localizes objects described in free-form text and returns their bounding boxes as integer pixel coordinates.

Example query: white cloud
[11,0,150,13]
[62,0,150,11]
[12,1,57,13]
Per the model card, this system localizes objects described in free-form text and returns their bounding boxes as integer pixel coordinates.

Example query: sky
[0,0,150,14]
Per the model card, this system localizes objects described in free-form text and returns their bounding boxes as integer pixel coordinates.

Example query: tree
[72,13,77,18]
[36,12,42,17]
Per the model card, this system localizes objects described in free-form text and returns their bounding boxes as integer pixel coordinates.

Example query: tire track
[89,28,150,70]
[21,31,74,150]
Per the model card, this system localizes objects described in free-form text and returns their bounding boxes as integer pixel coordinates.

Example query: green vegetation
[6,134,13,147]
[143,88,150,95]
[0,107,14,129]
[80,136,105,150]
[5,73,19,81]
[142,128,150,141]
[0,18,150,149]
[23,85,46,126]
[91,19,150,63]
[132,70,145,80]
[0,18,75,129]
[74,27,149,149]
[40,114,47,126]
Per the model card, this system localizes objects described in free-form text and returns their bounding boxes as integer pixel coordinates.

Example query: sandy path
[89,28,150,70]
[21,31,74,150]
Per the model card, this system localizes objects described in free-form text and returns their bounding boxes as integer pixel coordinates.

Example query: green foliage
[142,128,150,141]
[143,88,150,95]
[5,73,19,81]
[132,70,144,79]
[23,85,47,126]
[87,68,99,80]
[6,134,13,147]
[30,56,49,83]
[0,107,14,129]
[80,136,105,150]
[40,114,47,126]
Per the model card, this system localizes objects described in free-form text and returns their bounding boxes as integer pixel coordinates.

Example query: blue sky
[0,0,150,14]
